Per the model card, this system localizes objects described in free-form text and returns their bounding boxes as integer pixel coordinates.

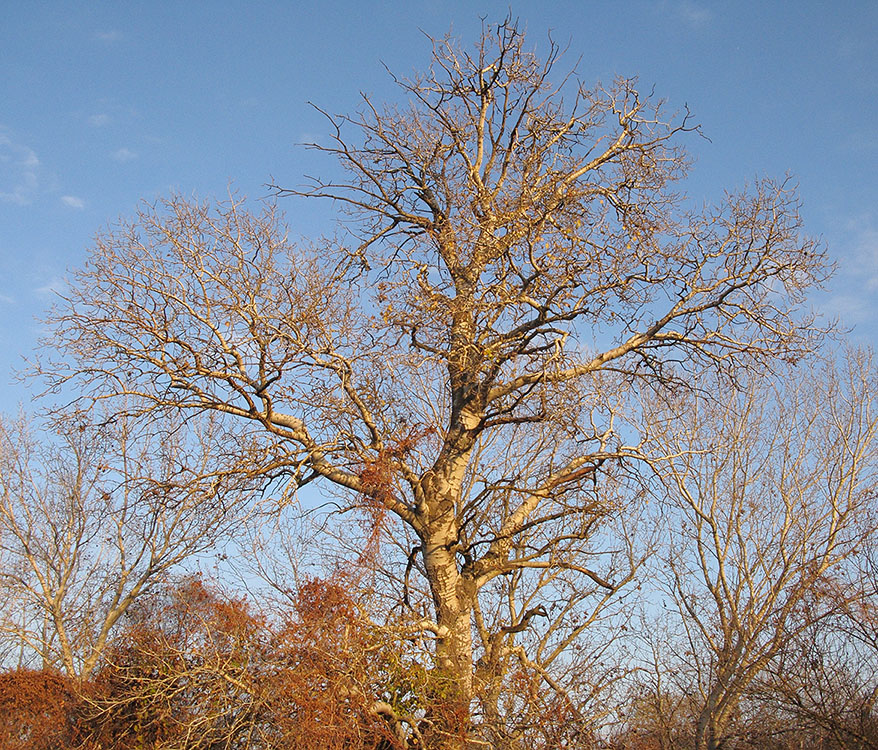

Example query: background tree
[0,410,260,678]
[608,617,699,750]
[88,578,269,749]
[43,19,830,747]
[755,530,878,749]
[642,354,878,750]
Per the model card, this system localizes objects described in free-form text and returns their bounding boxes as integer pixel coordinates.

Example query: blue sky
[1,1,875,412]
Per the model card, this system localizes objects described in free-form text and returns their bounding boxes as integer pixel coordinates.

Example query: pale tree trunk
[421,539,476,750]
[694,686,733,750]
[419,456,477,748]
[694,714,724,750]
[423,538,474,691]
[694,709,713,750]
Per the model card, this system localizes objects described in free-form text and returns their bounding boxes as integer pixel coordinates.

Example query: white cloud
[111,147,137,162]
[35,277,67,297]
[0,293,13,304]
[0,130,40,205]
[61,195,86,209]
[848,223,878,290]
[94,30,122,42]
[666,1,712,28]
[820,293,872,327]
[818,216,878,329]
[89,113,110,127]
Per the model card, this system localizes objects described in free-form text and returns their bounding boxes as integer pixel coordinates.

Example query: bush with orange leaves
[0,668,85,750]
[81,576,443,749]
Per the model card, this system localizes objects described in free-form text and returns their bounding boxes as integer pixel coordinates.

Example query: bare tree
[755,525,878,749]
[644,353,878,750]
[611,615,700,750]
[42,19,830,747]
[0,411,260,678]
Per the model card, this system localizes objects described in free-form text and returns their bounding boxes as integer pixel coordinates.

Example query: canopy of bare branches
[2,18,873,750]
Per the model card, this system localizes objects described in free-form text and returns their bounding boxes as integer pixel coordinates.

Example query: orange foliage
[357,426,435,564]
[82,577,416,749]
[0,668,84,750]
[0,576,461,749]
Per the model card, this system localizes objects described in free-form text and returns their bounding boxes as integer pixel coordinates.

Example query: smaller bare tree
[644,352,878,750]
[0,410,261,678]
[757,531,878,749]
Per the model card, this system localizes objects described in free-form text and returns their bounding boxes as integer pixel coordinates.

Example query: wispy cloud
[88,113,110,127]
[0,293,14,305]
[820,293,871,327]
[657,1,712,28]
[841,130,878,157]
[94,30,122,42]
[679,2,713,26]
[61,195,86,209]
[111,147,137,162]
[820,216,878,328]
[35,277,67,297]
[849,223,878,291]
[0,130,40,205]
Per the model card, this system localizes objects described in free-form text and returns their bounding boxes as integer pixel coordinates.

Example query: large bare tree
[43,20,830,747]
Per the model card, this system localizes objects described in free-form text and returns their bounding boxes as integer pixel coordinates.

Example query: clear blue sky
[1,1,875,412]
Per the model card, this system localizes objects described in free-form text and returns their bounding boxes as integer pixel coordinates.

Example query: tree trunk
[695,697,730,750]
[422,525,474,749]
